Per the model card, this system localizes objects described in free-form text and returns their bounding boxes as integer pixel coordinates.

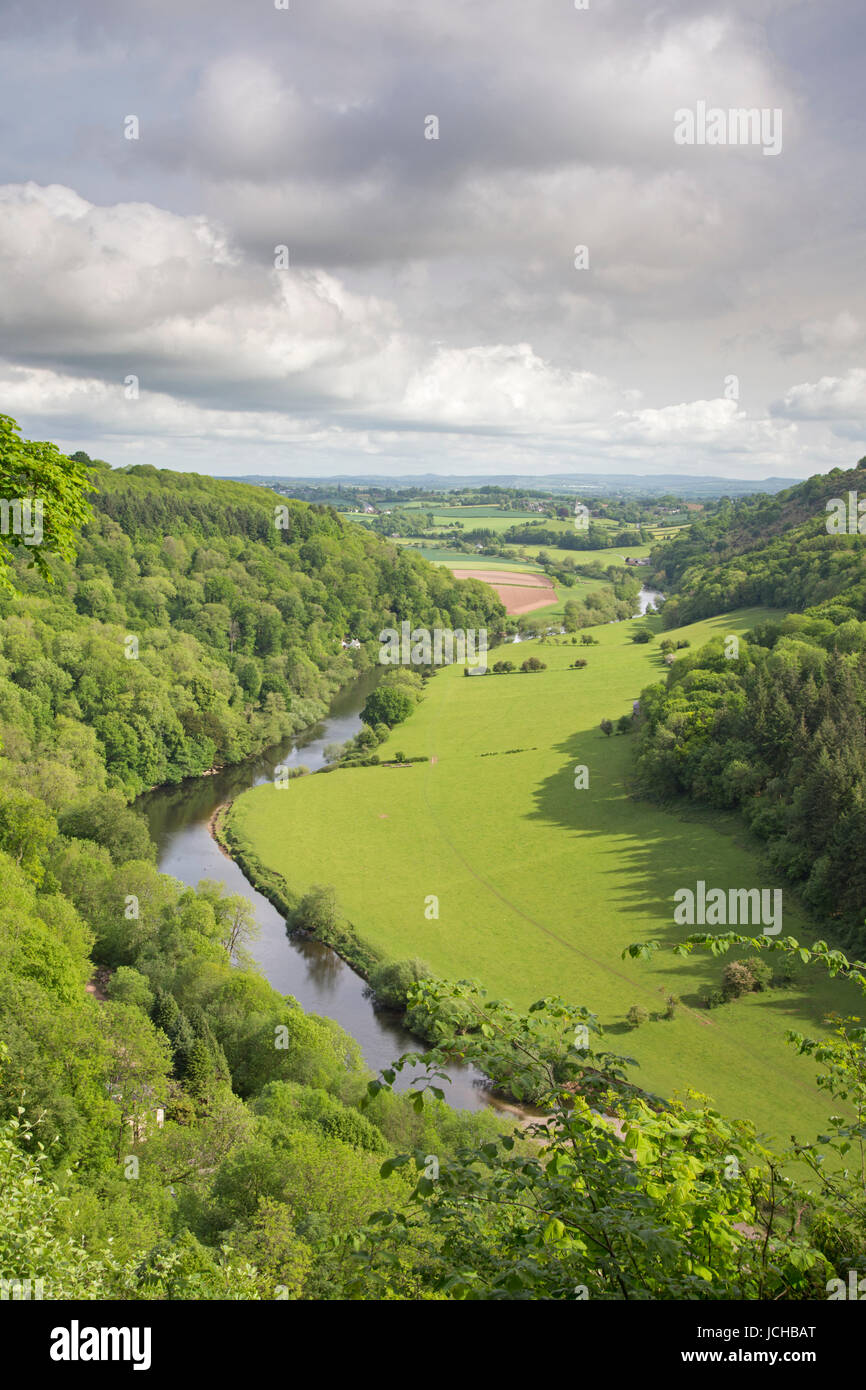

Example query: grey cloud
[0,0,863,477]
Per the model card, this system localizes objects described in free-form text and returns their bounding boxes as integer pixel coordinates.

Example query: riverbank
[213,799,562,1119]
[139,667,494,1110]
[215,791,567,1117]
[207,802,230,852]
[216,799,384,981]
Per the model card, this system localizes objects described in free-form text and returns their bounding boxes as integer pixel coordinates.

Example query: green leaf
[542,1218,566,1245]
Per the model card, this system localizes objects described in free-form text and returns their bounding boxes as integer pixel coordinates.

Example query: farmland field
[450,567,557,614]
[226,605,860,1143]
[396,545,602,617]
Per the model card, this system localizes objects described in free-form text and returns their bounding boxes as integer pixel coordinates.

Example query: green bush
[744,956,774,991]
[361,687,414,728]
[369,957,434,1010]
[106,966,154,1012]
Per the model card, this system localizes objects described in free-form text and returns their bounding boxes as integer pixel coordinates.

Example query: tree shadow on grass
[521,722,861,1041]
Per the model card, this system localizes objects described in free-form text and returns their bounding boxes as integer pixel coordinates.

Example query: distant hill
[654,457,866,626]
[226,473,800,500]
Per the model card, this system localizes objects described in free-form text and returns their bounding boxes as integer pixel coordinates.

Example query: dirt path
[85,968,111,1002]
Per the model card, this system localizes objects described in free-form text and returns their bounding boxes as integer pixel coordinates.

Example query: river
[138,669,493,1111]
[637,585,664,615]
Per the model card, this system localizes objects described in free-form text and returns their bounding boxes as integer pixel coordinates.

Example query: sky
[0,0,864,480]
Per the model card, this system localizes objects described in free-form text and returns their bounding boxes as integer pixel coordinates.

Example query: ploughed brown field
[451,568,557,615]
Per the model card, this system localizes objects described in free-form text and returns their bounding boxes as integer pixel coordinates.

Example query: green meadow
[227,606,861,1141]
[397,538,653,570]
[430,507,544,528]
[505,541,655,566]
[398,545,535,569]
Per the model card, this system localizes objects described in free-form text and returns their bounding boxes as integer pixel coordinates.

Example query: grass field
[398,539,652,568]
[430,508,546,529]
[424,512,627,537]
[400,545,537,569]
[501,541,655,566]
[226,605,861,1141]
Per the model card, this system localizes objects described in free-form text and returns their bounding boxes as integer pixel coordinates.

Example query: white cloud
[774,368,866,422]
[398,344,637,429]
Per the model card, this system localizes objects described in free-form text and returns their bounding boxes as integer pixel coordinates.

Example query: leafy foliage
[0,415,95,591]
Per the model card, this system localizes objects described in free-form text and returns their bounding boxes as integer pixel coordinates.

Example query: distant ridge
[226,472,800,500]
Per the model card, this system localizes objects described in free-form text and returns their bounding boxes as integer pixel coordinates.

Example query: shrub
[369,957,434,1010]
[722,960,757,1000]
[521,657,546,672]
[106,966,154,1012]
[600,718,613,737]
[254,1082,386,1154]
[662,993,679,1019]
[744,956,774,991]
[626,1005,649,1028]
[617,714,633,733]
[293,885,340,938]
